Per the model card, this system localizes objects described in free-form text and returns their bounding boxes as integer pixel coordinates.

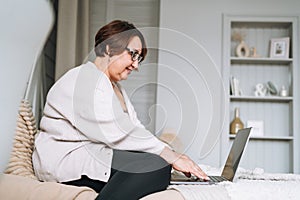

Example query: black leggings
[62,150,171,200]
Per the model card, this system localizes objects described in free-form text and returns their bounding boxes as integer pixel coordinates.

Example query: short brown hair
[94,20,147,62]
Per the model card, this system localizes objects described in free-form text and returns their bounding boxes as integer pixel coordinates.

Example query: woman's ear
[106,45,110,56]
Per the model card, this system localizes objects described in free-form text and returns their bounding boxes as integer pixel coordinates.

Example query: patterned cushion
[5,99,38,180]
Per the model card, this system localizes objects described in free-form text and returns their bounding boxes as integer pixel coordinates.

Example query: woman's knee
[137,163,171,196]
[128,163,171,193]
[152,162,172,188]
[144,152,170,170]
[112,150,171,174]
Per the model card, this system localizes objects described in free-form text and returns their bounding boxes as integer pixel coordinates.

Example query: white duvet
[169,165,300,200]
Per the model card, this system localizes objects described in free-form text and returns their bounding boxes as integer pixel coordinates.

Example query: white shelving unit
[222,15,299,173]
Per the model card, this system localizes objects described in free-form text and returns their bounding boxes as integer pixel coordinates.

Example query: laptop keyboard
[208,176,228,182]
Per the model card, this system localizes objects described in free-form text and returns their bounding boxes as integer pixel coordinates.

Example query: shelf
[230,57,293,64]
[223,15,298,173]
[229,135,293,141]
[230,95,293,102]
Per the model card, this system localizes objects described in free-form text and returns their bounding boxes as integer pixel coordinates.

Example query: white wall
[157,0,300,167]
[0,0,53,172]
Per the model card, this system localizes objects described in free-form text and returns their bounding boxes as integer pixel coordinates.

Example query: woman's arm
[159,146,209,180]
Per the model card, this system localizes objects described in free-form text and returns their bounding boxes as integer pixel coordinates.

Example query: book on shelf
[230,76,241,96]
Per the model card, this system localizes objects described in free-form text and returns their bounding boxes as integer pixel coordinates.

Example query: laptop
[170,128,251,185]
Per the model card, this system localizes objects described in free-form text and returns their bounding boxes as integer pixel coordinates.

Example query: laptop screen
[221,128,251,181]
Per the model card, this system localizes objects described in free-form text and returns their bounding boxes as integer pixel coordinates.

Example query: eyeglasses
[125,47,143,63]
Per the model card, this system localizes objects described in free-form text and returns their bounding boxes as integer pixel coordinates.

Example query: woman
[32,20,208,200]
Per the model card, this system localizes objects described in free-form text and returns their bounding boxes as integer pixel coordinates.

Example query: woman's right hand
[160,147,209,180]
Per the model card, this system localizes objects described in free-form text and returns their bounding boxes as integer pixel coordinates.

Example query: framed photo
[269,37,290,59]
[247,120,264,137]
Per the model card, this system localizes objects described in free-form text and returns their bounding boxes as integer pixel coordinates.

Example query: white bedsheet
[169,165,300,200]
[170,184,230,200]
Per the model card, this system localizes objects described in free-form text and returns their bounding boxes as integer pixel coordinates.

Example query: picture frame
[269,37,290,59]
[247,120,264,137]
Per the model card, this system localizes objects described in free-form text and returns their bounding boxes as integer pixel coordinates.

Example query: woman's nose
[132,60,139,70]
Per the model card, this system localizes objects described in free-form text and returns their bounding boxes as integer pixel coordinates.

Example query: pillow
[4,99,38,180]
[0,174,97,200]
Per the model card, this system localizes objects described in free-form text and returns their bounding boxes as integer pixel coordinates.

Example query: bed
[2,165,300,200]
[1,100,300,200]
[168,165,300,200]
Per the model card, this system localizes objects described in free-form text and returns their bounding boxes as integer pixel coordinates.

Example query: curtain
[55,0,90,80]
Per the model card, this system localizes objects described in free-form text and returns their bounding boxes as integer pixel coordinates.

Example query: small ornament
[279,85,288,97]
[236,41,250,57]
[254,83,267,97]
[266,81,278,95]
[250,47,260,58]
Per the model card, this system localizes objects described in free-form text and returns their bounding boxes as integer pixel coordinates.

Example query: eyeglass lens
[126,48,142,63]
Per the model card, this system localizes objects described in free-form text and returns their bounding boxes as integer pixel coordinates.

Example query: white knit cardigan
[32,62,166,183]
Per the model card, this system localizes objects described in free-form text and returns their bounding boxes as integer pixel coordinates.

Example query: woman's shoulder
[53,62,97,86]
[47,61,112,99]
[46,64,87,97]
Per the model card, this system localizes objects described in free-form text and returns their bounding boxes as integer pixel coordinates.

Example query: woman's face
[106,36,142,82]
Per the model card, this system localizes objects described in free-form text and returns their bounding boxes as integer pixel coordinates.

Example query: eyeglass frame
[125,47,143,63]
